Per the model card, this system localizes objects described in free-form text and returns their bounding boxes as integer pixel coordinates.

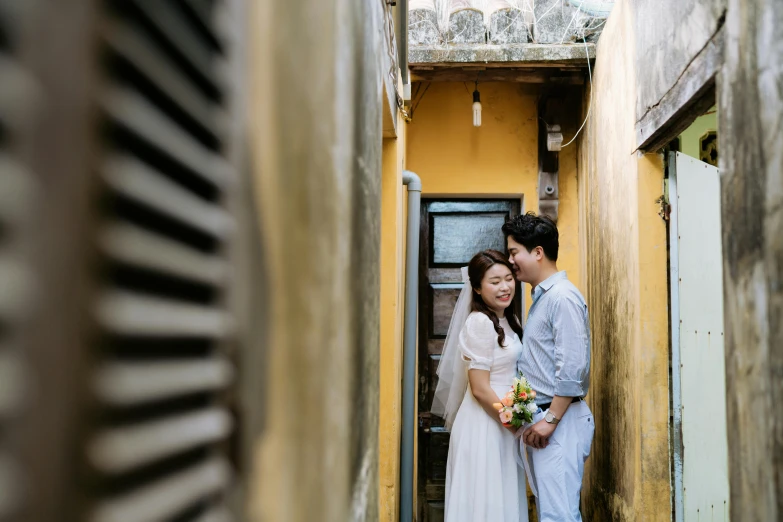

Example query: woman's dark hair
[467,250,524,347]
[501,211,559,261]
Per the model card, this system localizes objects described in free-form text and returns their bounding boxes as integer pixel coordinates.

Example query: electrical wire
[409,81,432,118]
[560,35,592,149]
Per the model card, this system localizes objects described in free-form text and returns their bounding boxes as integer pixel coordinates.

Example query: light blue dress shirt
[518,271,591,404]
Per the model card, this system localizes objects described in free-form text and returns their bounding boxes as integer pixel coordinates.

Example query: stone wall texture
[633,0,726,123]
[719,0,783,519]
[577,1,671,519]
[247,0,384,520]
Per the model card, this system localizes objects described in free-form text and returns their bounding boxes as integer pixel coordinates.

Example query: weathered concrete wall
[578,1,671,519]
[718,0,783,519]
[247,0,383,520]
[633,0,726,123]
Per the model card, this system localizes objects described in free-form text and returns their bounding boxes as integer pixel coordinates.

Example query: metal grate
[84,1,238,520]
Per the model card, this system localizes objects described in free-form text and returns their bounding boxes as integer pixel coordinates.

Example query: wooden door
[417,199,521,522]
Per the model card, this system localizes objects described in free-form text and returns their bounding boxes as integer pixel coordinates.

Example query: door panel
[431,213,511,265]
[670,152,730,521]
[431,284,465,337]
[417,199,521,522]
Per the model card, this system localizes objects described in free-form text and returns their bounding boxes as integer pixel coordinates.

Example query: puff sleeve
[459,312,497,371]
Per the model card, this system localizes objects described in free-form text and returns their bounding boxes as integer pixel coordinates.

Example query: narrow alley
[0,1,780,521]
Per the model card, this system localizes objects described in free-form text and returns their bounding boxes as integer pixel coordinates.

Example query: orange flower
[501,396,513,407]
[529,390,537,400]
[518,391,528,401]
[492,402,503,411]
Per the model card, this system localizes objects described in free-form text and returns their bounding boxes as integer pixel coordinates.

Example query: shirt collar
[531,271,567,300]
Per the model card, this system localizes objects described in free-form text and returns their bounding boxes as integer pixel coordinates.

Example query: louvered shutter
[0,1,37,520]
[84,1,240,520]
[0,1,246,519]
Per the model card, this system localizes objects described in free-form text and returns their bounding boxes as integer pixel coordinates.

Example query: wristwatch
[545,411,560,425]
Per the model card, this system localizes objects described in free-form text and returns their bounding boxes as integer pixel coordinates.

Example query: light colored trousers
[525,400,594,522]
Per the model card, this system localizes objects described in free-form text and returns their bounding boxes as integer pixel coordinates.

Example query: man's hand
[523,419,556,449]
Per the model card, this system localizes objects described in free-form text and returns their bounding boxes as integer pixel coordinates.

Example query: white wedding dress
[444,311,528,522]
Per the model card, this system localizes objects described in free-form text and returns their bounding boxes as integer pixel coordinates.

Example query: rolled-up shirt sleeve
[552,294,590,397]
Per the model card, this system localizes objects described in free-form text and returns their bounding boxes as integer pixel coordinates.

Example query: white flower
[526,402,539,413]
[513,403,523,413]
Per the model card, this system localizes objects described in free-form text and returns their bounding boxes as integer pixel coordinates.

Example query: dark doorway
[416,199,522,521]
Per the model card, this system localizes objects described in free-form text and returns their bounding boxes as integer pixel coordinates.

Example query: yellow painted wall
[379,117,406,522]
[577,1,671,519]
[406,81,582,295]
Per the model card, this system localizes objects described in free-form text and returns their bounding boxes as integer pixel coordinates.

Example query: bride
[432,249,528,522]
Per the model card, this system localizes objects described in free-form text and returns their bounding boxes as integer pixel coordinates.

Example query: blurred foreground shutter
[3,0,246,519]
[0,2,38,520]
[85,1,242,520]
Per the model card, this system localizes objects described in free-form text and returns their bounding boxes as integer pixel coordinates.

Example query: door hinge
[656,195,671,221]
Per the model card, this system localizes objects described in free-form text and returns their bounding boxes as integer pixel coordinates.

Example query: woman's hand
[467,369,507,426]
[503,424,519,436]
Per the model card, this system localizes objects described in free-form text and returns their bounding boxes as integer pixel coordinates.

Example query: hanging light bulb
[472,81,482,127]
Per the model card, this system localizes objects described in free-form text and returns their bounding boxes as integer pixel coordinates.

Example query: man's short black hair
[501,212,559,261]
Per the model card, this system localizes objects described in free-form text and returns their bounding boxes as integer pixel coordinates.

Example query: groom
[502,212,593,522]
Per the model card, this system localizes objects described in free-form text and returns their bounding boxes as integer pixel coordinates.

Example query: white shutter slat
[97,291,233,338]
[90,458,231,522]
[94,358,234,406]
[102,86,232,189]
[102,154,233,240]
[101,16,227,139]
[89,407,233,474]
[100,221,228,286]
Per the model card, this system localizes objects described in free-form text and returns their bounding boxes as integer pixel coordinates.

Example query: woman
[432,250,528,522]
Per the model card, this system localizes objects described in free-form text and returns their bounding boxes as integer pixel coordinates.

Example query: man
[502,212,593,522]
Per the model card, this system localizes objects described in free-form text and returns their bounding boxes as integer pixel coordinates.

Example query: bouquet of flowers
[493,373,538,428]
